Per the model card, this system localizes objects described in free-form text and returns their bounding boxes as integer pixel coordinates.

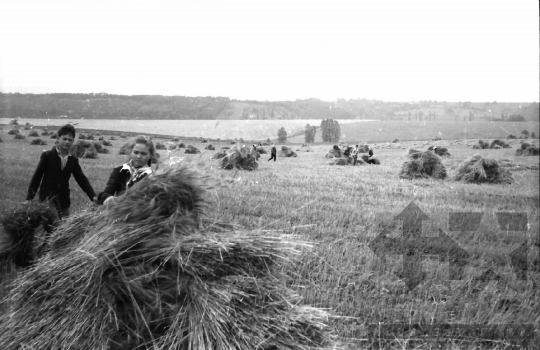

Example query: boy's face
[58,134,74,152]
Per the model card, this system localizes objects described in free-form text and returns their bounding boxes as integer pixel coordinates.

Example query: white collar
[56,147,71,158]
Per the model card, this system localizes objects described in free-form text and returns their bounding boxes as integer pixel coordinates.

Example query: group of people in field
[349,144,375,165]
[26,124,156,226]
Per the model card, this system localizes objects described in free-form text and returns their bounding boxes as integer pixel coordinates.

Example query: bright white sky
[0,0,538,102]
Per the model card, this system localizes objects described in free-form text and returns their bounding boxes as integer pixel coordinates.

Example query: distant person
[352,145,359,165]
[26,124,97,223]
[368,146,375,164]
[268,143,277,162]
[97,135,155,206]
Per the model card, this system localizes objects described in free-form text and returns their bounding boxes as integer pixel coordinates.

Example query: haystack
[256,146,267,154]
[454,154,513,184]
[185,145,201,154]
[102,140,112,146]
[93,141,110,154]
[0,168,336,350]
[427,146,451,156]
[71,140,98,159]
[0,201,56,268]
[329,157,364,166]
[41,130,50,136]
[30,138,47,146]
[361,155,381,165]
[7,129,19,135]
[28,130,39,137]
[278,146,297,157]
[399,150,446,179]
[212,150,227,159]
[489,139,510,149]
[474,140,489,149]
[325,145,342,158]
[155,142,167,150]
[516,145,540,156]
[50,133,57,139]
[14,134,26,140]
[78,133,87,140]
[507,134,517,139]
[204,144,215,150]
[219,147,259,171]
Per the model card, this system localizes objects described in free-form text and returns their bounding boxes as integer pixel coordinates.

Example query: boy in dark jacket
[268,143,277,162]
[26,124,97,220]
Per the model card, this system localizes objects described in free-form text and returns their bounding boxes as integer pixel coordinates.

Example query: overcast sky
[0,0,538,102]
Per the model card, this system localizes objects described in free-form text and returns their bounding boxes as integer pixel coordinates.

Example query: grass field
[1,125,539,349]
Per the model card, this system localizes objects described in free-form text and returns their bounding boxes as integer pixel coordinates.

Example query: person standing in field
[26,124,97,222]
[352,144,359,165]
[268,143,277,162]
[367,146,375,164]
[97,135,155,205]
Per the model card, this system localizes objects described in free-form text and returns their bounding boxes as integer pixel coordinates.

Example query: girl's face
[130,143,151,168]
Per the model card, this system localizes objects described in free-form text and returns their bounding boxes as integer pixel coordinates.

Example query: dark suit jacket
[271,147,277,154]
[26,147,96,208]
[97,166,150,204]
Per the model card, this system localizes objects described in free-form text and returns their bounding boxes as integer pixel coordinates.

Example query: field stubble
[0,128,539,348]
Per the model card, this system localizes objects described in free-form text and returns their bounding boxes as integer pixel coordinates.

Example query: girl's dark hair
[57,124,76,138]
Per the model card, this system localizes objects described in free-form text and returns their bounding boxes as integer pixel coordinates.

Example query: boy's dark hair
[57,124,76,138]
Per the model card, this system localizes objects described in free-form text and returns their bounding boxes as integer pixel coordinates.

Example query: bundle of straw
[454,154,513,184]
[204,144,215,150]
[325,145,342,158]
[0,168,335,350]
[0,201,56,268]
[489,139,511,149]
[399,150,446,179]
[219,147,259,171]
[278,146,297,158]
[212,150,227,159]
[361,155,381,165]
[71,140,98,159]
[185,145,200,154]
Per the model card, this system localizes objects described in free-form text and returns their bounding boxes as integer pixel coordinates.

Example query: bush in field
[28,130,39,137]
[8,129,19,135]
[455,154,513,184]
[102,140,112,147]
[155,142,167,150]
[14,134,26,140]
[30,138,47,146]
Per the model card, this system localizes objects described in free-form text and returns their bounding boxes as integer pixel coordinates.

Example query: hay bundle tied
[256,146,267,154]
[454,154,513,184]
[102,139,112,146]
[0,201,56,268]
[399,150,446,179]
[325,145,342,158]
[41,130,50,136]
[155,142,167,150]
[489,139,510,149]
[278,146,297,158]
[361,154,381,165]
[516,145,539,156]
[473,140,489,149]
[0,168,335,350]
[427,146,451,156]
[7,129,19,135]
[212,150,227,159]
[93,141,110,154]
[14,133,26,140]
[28,130,39,137]
[204,144,215,150]
[329,156,363,166]
[219,147,259,170]
[71,140,98,159]
[185,145,201,154]
[29,138,47,146]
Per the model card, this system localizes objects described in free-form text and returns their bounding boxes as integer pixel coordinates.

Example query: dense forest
[1,93,538,122]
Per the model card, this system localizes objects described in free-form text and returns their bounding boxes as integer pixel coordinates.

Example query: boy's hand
[103,196,115,206]
[92,196,98,203]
